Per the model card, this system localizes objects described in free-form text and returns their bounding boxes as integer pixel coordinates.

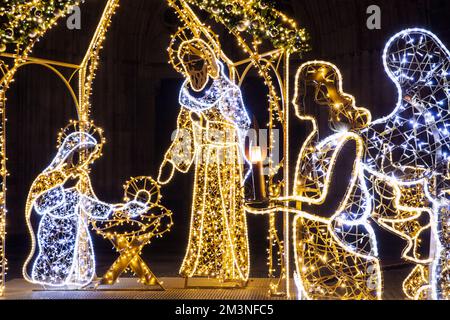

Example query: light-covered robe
[164,70,250,282]
[293,131,382,300]
[31,183,113,287]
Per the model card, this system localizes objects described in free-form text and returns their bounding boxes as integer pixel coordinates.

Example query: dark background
[4,0,450,295]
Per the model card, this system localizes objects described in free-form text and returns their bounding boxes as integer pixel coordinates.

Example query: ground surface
[2,273,406,300]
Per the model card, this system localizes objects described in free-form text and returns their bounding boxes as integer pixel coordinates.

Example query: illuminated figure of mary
[23,128,147,287]
[158,39,250,283]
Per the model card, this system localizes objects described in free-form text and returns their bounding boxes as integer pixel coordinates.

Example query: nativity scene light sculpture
[158,37,251,285]
[23,121,172,288]
[23,121,146,287]
[92,176,173,288]
[16,0,174,289]
[289,61,382,300]
[246,61,383,300]
[166,0,310,295]
[360,28,450,300]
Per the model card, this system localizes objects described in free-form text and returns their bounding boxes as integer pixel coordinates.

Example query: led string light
[23,121,149,287]
[360,28,450,300]
[159,38,251,284]
[182,0,310,53]
[92,176,173,288]
[78,0,119,120]
[248,61,383,300]
[167,0,309,295]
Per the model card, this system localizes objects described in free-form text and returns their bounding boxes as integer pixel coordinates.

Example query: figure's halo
[57,120,106,162]
[123,176,162,207]
[168,26,221,77]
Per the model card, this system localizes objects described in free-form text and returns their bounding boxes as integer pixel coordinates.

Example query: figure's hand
[158,161,175,185]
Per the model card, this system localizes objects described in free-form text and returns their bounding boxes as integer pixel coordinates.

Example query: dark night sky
[3,0,450,287]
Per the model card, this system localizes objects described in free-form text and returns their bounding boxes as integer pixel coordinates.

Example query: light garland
[167,0,304,295]
[92,176,173,287]
[159,37,251,284]
[183,0,310,54]
[13,0,174,289]
[360,28,450,300]
[0,0,81,52]
[4,1,446,302]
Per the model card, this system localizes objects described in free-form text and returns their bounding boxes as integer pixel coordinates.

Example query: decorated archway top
[179,0,310,54]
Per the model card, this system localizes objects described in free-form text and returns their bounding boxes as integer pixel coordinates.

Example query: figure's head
[178,38,219,91]
[293,61,371,132]
[56,132,98,170]
[383,28,450,92]
[47,121,105,173]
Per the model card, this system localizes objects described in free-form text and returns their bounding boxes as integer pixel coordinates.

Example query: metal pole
[283,52,290,298]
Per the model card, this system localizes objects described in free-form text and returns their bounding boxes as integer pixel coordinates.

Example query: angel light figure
[23,121,148,288]
[361,28,450,300]
[276,61,382,300]
[158,38,251,284]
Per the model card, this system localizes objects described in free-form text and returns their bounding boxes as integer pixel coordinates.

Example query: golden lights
[159,40,251,283]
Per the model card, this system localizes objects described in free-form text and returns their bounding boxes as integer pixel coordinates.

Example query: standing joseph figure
[158,39,251,283]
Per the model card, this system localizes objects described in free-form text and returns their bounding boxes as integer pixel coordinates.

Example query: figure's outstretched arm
[158,107,196,185]
[78,176,148,220]
[80,195,113,220]
[113,201,148,219]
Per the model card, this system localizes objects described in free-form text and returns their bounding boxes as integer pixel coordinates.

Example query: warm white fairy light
[289,61,381,300]
[159,37,251,284]
[248,61,382,300]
